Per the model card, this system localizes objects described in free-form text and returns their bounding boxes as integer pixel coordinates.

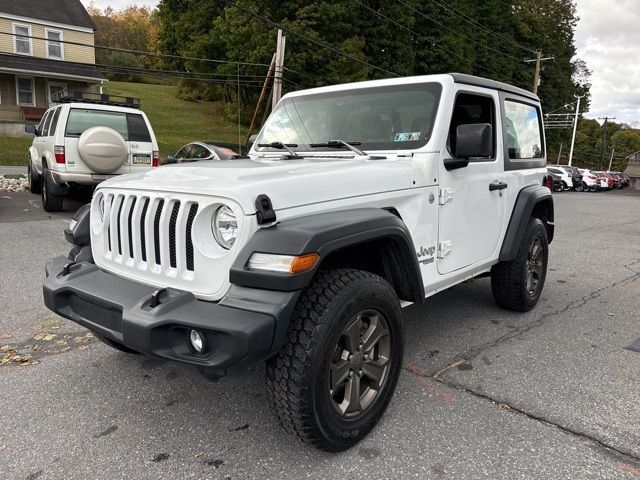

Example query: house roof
[0,53,106,82]
[0,0,96,30]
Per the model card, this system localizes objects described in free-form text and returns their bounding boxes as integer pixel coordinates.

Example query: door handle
[489,181,508,191]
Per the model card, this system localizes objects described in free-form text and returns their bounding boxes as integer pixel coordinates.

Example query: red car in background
[603,171,621,189]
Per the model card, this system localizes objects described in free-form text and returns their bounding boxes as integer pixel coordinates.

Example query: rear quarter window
[504,100,544,159]
[126,114,152,142]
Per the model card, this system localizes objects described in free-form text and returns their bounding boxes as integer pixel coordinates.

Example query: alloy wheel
[525,238,544,295]
[328,309,391,418]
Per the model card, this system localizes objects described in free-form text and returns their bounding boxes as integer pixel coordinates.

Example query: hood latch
[255,194,276,225]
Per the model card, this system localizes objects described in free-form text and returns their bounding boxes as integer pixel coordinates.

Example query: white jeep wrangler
[26,100,159,212]
[44,73,554,452]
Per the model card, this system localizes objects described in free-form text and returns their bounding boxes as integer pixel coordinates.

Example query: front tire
[28,159,41,194]
[41,167,63,212]
[575,182,585,192]
[491,217,549,312]
[266,269,404,452]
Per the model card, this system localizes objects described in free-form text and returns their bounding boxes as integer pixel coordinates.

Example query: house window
[46,29,63,60]
[16,77,35,106]
[13,24,32,56]
[48,82,67,105]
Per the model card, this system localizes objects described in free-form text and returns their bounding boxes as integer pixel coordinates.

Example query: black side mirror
[25,124,37,135]
[246,134,258,152]
[164,154,176,164]
[455,123,493,160]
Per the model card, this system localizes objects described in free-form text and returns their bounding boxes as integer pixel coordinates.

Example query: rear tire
[28,159,41,194]
[575,182,585,192]
[266,268,404,452]
[41,167,63,212]
[96,335,142,355]
[491,217,548,312]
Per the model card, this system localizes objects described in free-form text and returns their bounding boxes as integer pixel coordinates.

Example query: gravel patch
[0,174,28,192]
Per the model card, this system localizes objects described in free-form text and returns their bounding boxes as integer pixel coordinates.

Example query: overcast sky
[82,0,638,124]
[574,0,640,124]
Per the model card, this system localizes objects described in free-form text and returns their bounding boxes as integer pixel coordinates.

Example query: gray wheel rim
[328,309,391,418]
[526,238,544,295]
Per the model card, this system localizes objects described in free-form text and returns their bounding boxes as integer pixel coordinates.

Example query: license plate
[133,154,151,165]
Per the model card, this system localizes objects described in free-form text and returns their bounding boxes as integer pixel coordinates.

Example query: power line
[395,0,525,62]
[431,0,536,54]
[0,30,272,69]
[354,0,524,87]
[221,0,400,78]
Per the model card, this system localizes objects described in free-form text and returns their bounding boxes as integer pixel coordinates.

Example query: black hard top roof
[450,73,539,102]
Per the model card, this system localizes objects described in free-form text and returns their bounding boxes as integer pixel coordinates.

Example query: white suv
[26,101,159,211]
[44,73,554,451]
[546,166,573,190]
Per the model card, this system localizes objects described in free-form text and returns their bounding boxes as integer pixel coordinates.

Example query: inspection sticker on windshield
[394,132,421,142]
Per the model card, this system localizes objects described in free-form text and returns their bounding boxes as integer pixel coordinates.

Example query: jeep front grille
[104,193,198,272]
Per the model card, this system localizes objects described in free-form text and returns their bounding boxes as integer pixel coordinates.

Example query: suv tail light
[54,146,65,164]
[152,151,159,167]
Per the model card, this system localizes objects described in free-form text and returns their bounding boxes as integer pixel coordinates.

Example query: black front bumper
[43,256,300,376]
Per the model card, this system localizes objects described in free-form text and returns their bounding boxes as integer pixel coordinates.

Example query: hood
[98,156,412,214]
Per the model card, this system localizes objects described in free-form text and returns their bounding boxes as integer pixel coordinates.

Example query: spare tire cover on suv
[77,126,128,174]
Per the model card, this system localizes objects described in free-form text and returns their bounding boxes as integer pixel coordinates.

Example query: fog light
[189,329,205,353]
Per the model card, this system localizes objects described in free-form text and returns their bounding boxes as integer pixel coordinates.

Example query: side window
[126,114,152,142]
[49,108,61,136]
[504,100,543,159]
[448,92,495,160]
[37,111,49,136]
[176,145,194,159]
[40,111,52,136]
[192,145,210,159]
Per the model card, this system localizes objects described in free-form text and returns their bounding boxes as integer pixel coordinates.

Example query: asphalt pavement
[1,189,639,480]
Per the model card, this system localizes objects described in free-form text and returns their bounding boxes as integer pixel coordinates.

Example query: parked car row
[546,165,630,193]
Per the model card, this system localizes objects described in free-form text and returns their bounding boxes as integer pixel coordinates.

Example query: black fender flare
[230,208,424,298]
[499,185,554,262]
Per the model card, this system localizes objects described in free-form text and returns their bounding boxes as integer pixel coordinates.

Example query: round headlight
[97,195,105,221]
[212,205,238,249]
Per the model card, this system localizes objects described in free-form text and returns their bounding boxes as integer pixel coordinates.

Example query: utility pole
[557,142,563,165]
[272,29,286,110]
[598,116,615,170]
[246,53,276,144]
[524,50,554,96]
[608,148,615,171]
[568,95,584,166]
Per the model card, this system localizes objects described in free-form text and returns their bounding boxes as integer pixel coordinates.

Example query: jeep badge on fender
[43,73,553,452]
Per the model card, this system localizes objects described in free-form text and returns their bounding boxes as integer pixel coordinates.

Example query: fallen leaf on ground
[194,450,205,458]
[0,334,12,340]
[0,443,7,452]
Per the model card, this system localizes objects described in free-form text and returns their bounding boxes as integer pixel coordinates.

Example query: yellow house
[0,0,105,134]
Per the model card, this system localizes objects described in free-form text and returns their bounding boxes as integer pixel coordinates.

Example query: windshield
[256,82,442,151]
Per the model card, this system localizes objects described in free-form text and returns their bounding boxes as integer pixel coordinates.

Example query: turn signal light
[248,252,320,274]
[290,253,320,274]
[54,145,65,164]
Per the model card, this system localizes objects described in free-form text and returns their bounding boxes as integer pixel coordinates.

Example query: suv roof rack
[54,91,141,109]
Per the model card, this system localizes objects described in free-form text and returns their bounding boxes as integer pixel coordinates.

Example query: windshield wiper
[309,140,385,160]
[257,142,303,159]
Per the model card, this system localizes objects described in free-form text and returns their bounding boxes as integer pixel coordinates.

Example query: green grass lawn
[0,81,247,166]
[104,81,247,158]
[0,136,33,167]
